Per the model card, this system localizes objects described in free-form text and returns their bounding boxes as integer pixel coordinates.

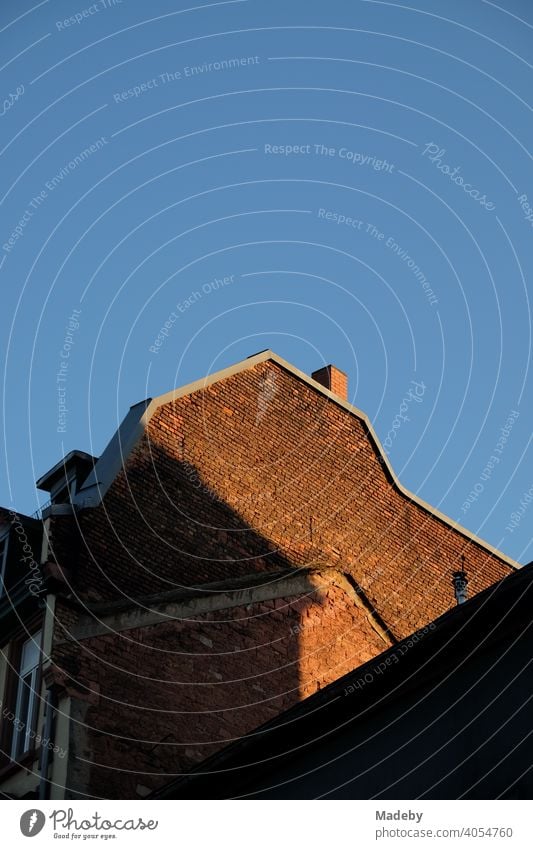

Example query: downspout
[38,591,59,800]
[38,516,58,799]
[37,502,80,799]
[38,682,58,800]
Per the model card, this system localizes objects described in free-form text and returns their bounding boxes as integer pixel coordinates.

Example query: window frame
[10,630,42,760]
[51,470,77,504]
[0,626,43,767]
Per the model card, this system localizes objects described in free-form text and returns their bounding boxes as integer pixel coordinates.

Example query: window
[10,630,42,760]
[0,530,8,598]
[52,471,77,504]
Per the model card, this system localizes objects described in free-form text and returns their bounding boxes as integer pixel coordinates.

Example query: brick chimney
[311,365,348,401]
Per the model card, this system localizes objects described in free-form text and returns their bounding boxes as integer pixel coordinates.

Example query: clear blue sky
[1,0,531,563]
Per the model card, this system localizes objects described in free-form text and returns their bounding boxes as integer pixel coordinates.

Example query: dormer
[36,450,98,505]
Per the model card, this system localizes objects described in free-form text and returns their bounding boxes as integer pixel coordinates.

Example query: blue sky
[0,0,531,563]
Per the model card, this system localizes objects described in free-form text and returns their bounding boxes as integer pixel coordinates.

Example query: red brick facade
[46,355,514,797]
[56,578,389,798]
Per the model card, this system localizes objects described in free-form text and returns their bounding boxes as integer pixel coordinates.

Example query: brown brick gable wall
[47,357,513,796]
[53,577,391,799]
[70,359,511,637]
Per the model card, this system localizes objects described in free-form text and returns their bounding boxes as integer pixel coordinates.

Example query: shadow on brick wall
[53,439,324,799]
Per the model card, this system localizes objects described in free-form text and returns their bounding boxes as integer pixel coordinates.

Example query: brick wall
[70,359,512,637]
[54,579,390,798]
[49,357,514,796]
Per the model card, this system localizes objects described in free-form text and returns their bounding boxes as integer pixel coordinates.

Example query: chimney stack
[311,365,348,401]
